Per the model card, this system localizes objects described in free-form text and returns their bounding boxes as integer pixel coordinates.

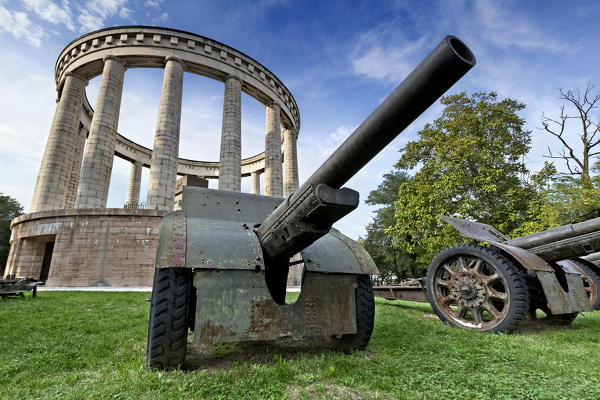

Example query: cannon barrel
[256,35,476,262]
[506,217,600,262]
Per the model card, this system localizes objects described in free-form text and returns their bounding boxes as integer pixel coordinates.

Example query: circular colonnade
[4,26,303,287]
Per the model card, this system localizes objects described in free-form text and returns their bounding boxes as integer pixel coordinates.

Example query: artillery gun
[424,216,600,332]
[146,35,476,369]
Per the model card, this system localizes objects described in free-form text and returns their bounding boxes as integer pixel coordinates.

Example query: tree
[542,84,600,188]
[359,171,418,283]
[388,92,533,266]
[0,194,23,276]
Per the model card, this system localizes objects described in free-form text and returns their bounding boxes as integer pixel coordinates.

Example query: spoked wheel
[570,260,600,310]
[146,267,192,369]
[426,245,529,333]
[333,275,375,352]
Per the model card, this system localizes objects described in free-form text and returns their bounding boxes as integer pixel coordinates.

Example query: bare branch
[541,84,600,182]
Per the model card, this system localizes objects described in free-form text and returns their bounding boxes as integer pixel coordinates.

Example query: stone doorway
[40,241,55,282]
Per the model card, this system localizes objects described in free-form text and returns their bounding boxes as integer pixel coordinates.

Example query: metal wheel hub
[451,275,485,307]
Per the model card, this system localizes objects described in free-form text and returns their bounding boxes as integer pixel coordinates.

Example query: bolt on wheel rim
[432,254,510,330]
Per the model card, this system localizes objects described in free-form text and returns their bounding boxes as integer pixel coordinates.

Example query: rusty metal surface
[440,216,510,242]
[372,281,428,303]
[182,186,282,221]
[536,269,593,314]
[178,187,282,270]
[490,242,554,272]
[556,260,582,274]
[155,210,187,268]
[440,216,553,272]
[193,270,358,344]
[525,231,600,262]
[0,277,42,297]
[506,216,600,249]
[169,211,187,267]
[301,228,378,275]
[583,251,600,264]
[155,211,182,268]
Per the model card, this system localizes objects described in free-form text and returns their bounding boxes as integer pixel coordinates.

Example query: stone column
[30,72,87,213]
[75,56,125,208]
[264,102,283,197]
[126,161,142,205]
[218,75,242,191]
[250,171,260,195]
[147,57,184,211]
[64,126,88,208]
[283,127,299,197]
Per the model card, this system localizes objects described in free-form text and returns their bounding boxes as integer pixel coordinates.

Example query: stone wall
[5,209,165,286]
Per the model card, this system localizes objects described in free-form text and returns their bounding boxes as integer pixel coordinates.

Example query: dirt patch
[286,383,392,400]
[184,337,340,371]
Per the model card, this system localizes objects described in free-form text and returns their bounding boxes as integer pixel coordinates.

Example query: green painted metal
[193,270,358,344]
[156,187,378,275]
[302,228,378,275]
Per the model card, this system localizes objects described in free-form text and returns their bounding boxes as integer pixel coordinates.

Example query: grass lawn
[1,291,600,399]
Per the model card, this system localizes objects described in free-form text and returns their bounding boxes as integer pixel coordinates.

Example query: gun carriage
[146,35,476,369]
[421,216,600,332]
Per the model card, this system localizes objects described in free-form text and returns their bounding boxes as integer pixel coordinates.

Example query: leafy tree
[388,92,533,266]
[515,160,600,236]
[511,161,561,236]
[0,194,23,276]
[359,171,418,283]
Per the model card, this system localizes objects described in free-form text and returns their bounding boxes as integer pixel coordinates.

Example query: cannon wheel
[426,244,530,333]
[334,275,375,352]
[570,260,600,310]
[146,267,191,369]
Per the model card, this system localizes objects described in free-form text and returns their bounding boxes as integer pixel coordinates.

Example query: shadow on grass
[184,337,346,371]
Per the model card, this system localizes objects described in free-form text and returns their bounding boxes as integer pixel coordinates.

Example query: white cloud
[473,2,573,53]
[144,0,162,8]
[352,37,426,83]
[0,6,44,46]
[76,0,130,32]
[84,0,127,19]
[152,11,168,24]
[77,11,104,31]
[350,18,430,84]
[119,6,131,18]
[22,0,75,31]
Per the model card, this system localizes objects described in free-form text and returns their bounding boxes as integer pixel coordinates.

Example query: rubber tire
[571,260,600,310]
[146,268,191,369]
[426,244,530,333]
[335,275,375,352]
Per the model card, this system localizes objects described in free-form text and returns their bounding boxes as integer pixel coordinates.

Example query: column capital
[266,100,280,109]
[224,74,243,84]
[64,71,88,86]
[283,126,297,134]
[165,56,183,66]
[103,55,126,67]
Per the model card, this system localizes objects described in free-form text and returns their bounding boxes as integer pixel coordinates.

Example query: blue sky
[0,0,599,239]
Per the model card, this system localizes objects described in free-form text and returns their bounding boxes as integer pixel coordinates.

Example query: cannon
[424,216,600,332]
[146,35,476,369]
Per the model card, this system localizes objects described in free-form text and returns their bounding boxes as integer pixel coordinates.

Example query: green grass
[2,292,600,399]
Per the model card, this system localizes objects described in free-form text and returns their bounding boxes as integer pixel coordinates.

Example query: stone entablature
[56,26,299,131]
[114,133,267,178]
